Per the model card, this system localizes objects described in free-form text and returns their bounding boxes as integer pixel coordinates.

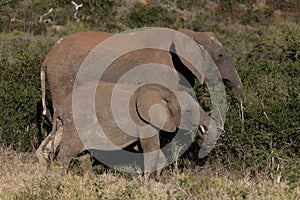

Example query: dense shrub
[204,24,300,183]
[266,0,300,10]
[241,7,273,25]
[180,24,299,183]
[159,0,207,9]
[0,32,55,151]
[0,0,121,34]
[121,3,183,29]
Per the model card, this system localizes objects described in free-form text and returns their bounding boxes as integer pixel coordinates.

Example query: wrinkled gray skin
[56,82,217,179]
[36,29,242,163]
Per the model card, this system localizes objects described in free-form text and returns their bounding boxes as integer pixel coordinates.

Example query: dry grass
[0,146,299,200]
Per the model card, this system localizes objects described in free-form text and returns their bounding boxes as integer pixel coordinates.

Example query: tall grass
[0,146,299,199]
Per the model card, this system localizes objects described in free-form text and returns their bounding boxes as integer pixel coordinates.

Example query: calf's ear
[135,87,177,133]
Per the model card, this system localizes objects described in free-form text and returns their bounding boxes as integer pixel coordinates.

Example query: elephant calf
[54,81,217,178]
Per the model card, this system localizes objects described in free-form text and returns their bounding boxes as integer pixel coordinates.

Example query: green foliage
[204,24,300,183]
[266,0,300,10]
[0,33,55,150]
[122,3,183,29]
[179,23,299,183]
[77,0,119,27]
[218,0,255,12]
[159,0,207,9]
[0,0,120,34]
[176,0,206,9]
[188,8,220,31]
[247,25,300,62]
[241,7,273,25]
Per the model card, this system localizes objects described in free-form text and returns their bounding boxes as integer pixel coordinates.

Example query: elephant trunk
[217,57,243,94]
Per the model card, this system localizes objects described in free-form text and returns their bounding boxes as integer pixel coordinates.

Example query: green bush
[266,0,300,10]
[202,24,300,183]
[0,0,121,34]
[0,32,55,151]
[241,7,273,25]
[218,0,256,12]
[159,0,207,9]
[180,24,299,183]
[121,3,183,29]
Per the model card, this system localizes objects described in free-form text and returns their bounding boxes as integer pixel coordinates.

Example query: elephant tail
[41,64,47,115]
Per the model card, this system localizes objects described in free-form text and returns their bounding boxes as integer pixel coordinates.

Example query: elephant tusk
[199,125,206,134]
[198,125,207,140]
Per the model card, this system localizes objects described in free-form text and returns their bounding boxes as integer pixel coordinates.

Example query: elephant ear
[136,85,179,132]
[173,29,205,85]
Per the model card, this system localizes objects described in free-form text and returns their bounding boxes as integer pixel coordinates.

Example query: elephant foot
[142,150,166,181]
[142,170,162,182]
[36,119,64,164]
[36,133,54,164]
[35,146,50,164]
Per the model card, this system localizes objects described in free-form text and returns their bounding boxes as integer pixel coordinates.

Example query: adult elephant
[37,28,242,163]
[57,82,218,179]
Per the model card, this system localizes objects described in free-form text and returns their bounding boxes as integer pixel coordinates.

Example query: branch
[39,8,53,22]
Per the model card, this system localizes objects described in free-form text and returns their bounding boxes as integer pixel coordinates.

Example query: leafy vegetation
[206,24,300,184]
[0,0,299,197]
[0,32,56,150]
[121,3,183,29]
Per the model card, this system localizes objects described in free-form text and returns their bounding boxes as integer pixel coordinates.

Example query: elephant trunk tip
[234,84,245,101]
[224,79,243,92]
[236,83,243,93]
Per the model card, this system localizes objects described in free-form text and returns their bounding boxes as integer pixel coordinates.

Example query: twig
[239,100,245,132]
[39,8,53,22]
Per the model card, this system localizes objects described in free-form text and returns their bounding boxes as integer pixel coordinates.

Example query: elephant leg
[57,142,75,169]
[49,108,58,156]
[139,134,161,179]
[57,125,84,169]
[36,133,52,164]
[50,118,63,159]
[156,150,167,180]
[36,109,60,163]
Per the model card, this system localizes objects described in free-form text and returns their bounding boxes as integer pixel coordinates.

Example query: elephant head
[134,84,180,133]
[133,84,213,134]
[178,29,243,93]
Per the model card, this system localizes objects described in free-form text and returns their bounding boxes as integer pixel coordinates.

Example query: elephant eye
[215,49,225,60]
[218,53,224,59]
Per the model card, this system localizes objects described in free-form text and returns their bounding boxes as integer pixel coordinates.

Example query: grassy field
[0,146,299,199]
